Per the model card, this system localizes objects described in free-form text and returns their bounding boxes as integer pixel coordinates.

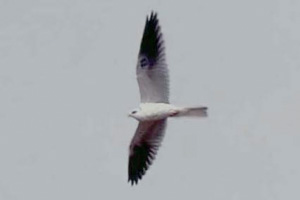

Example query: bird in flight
[128,12,208,185]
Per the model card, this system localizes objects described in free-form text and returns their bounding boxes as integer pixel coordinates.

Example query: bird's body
[130,103,177,121]
[127,12,208,185]
[130,103,207,121]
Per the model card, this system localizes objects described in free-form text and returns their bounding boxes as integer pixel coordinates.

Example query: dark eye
[131,111,137,114]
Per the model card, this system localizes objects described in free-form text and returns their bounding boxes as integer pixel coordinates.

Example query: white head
[128,109,141,120]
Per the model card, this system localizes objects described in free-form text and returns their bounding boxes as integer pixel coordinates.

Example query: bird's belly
[137,103,178,121]
[143,111,169,121]
[140,107,175,121]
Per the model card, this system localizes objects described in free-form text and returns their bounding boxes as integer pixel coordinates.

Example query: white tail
[175,106,208,118]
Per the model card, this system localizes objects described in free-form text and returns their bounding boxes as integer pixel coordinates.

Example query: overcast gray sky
[0,0,300,199]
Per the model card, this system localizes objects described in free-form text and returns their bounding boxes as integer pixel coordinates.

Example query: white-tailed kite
[128,12,208,185]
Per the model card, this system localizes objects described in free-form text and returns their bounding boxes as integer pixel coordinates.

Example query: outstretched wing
[128,119,167,185]
[137,12,169,103]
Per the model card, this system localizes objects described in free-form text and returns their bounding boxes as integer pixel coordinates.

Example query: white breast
[139,103,176,121]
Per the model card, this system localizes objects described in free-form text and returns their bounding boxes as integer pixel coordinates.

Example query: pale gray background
[0,0,299,199]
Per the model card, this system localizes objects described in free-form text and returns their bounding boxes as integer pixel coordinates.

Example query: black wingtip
[150,11,157,19]
[145,11,158,25]
[128,178,137,186]
[128,143,154,186]
[145,11,157,22]
[140,11,164,66]
[128,174,141,186]
[128,173,139,186]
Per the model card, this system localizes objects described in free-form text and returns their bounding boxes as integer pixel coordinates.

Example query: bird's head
[128,109,141,120]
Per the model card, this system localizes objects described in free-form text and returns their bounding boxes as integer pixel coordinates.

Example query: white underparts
[130,103,208,121]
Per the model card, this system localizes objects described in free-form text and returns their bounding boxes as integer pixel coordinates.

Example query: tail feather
[175,107,208,118]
